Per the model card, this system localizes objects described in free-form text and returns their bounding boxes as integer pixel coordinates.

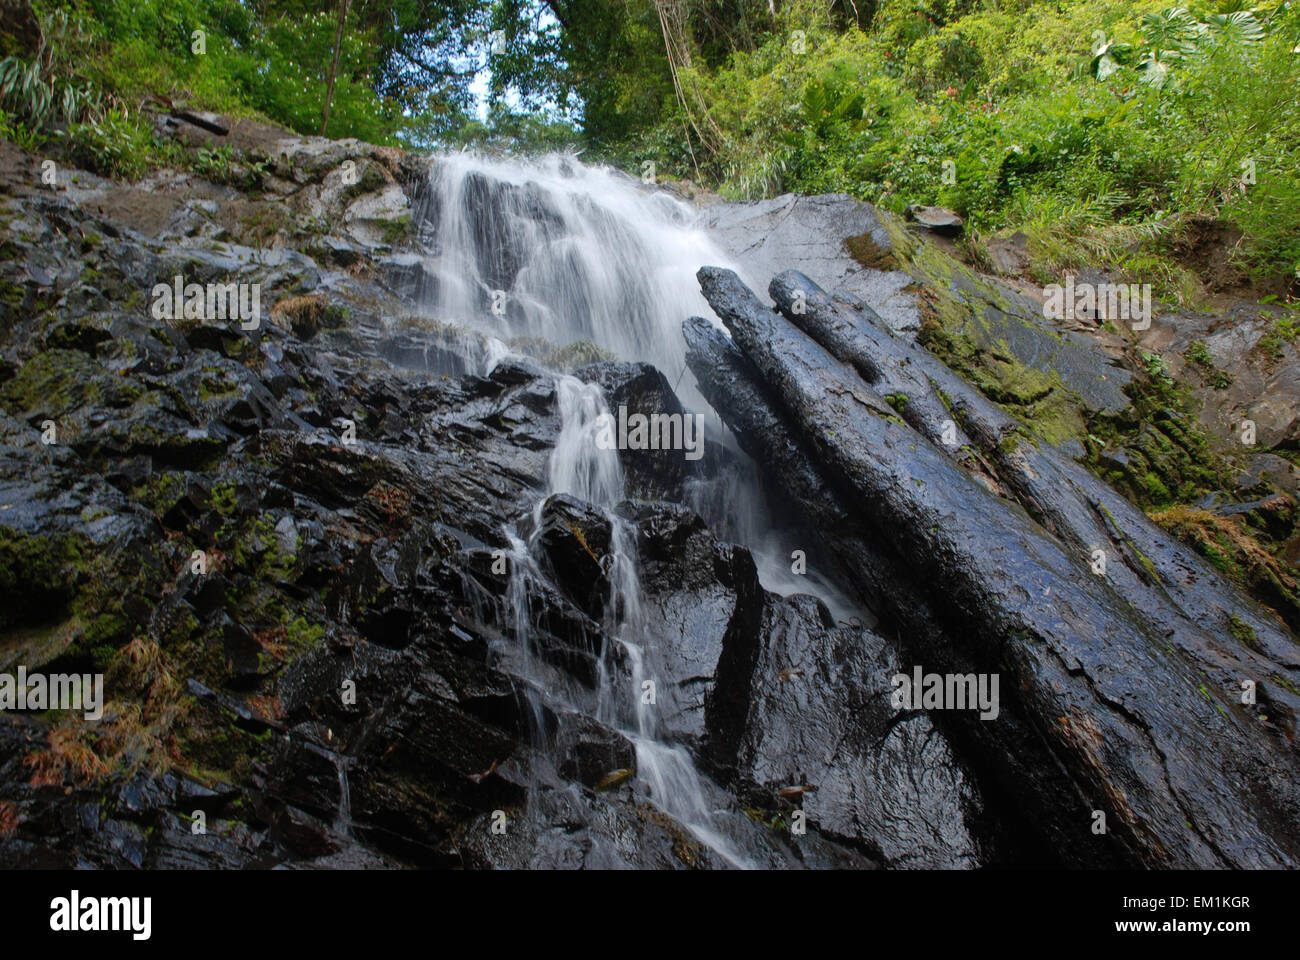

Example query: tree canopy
[3,0,1298,289]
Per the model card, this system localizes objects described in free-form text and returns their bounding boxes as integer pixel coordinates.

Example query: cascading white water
[418,152,733,391]
[548,377,626,507]
[424,151,810,596]
[525,375,748,867]
[420,152,866,866]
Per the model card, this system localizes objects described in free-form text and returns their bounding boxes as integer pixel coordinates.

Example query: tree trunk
[320,0,351,138]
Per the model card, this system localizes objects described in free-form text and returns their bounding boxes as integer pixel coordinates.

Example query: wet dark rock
[576,361,693,500]
[556,714,636,789]
[171,110,231,136]
[682,313,956,701]
[0,143,615,868]
[766,269,1300,739]
[984,231,1031,275]
[378,253,436,302]
[619,500,760,742]
[457,788,708,870]
[535,493,613,620]
[702,192,921,336]
[723,594,984,868]
[12,130,1286,873]
[604,494,993,865]
[695,265,1300,869]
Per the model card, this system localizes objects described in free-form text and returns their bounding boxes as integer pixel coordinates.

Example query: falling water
[298,739,354,838]
[335,755,352,837]
[508,373,749,867]
[418,151,805,581]
[415,152,734,390]
[416,152,866,866]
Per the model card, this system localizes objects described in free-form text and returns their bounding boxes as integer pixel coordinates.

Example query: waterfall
[510,373,749,867]
[418,151,797,575]
[415,152,732,390]
[334,755,353,837]
[415,152,865,866]
[548,377,626,507]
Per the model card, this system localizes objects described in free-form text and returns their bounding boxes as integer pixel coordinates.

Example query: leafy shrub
[0,54,105,130]
[60,107,158,179]
[627,0,1300,291]
[0,107,42,150]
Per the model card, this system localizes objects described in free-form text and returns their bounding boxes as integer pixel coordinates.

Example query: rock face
[702,193,923,336]
[0,132,995,871]
[1141,301,1300,452]
[905,204,964,236]
[688,266,1300,869]
[705,191,1300,674]
[713,593,986,868]
[3,122,1297,871]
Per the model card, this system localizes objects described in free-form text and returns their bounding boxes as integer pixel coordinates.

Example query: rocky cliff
[1,114,1296,869]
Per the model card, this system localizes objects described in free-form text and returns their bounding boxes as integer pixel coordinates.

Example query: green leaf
[1138,57,1171,87]
[1205,12,1265,44]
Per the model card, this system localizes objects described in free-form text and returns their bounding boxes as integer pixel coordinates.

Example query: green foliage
[608,0,1300,291]
[193,145,234,182]
[2,0,1297,291]
[286,617,323,646]
[801,64,867,137]
[1185,339,1232,388]
[1186,338,1212,367]
[1141,349,1174,387]
[488,0,677,149]
[0,53,106,130]
[0,108,42,149]
[0,527,84,630]
[59,107,158,179]
[1257,307,1300,361]
[447,102,585,154]
[218,10,401,144]
[2,0,490,153]
[211,481,238,517]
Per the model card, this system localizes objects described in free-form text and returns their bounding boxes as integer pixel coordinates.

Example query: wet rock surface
[905,204,965,236]
[0,136,988,869]
[690,265,1300,868]
[702,192,922,336]
[708,588,987,869]
[3,129,1297,871]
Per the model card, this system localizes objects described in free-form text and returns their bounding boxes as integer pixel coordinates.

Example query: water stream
[520,373,748,866]
[415,152,728,388]
[416,151,865,865]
